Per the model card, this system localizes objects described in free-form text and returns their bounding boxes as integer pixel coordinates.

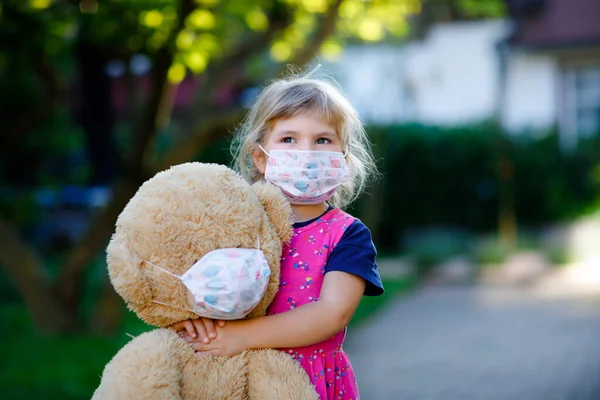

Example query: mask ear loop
[342,145,349,157]
[151,299,196,314]
[257,235,261,250]
[258,144,270,157]
[144,259,181,280]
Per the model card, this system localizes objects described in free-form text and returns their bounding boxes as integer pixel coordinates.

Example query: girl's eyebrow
[272,130,298,136]
[274,130,337,137]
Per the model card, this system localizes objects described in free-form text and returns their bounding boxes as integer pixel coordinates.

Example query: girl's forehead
[269,111,338,134]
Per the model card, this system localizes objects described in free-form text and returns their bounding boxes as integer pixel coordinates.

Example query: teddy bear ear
[251,181,293,244]
[106,234,153,307]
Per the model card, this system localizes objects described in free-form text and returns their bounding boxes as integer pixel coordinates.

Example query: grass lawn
[0,277,414,399]
[350,276,416,327]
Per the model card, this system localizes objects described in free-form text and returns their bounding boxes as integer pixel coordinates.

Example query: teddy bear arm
[92,329,190,400]
[246,349,319,400]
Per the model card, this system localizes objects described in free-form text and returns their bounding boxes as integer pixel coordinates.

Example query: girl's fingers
[191,319,210,344]
[195,350,215,357]
[190,341,215,352]
[217,320,226,327]
[184,320,197,339]
[202,318,217,339]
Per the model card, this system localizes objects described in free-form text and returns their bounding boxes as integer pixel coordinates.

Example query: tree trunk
[91,279,126,335]
[494,41,517,247]
[56,178,140,319]
[0,219,75,334]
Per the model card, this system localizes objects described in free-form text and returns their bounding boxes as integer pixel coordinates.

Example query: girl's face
[252,109,343,175]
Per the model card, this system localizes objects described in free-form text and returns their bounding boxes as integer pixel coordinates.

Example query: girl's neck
[291,202,330,224]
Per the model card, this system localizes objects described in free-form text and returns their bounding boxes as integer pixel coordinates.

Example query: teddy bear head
[106,163,292,328]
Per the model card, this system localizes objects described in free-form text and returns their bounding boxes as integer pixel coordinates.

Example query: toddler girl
[174,72,384,399]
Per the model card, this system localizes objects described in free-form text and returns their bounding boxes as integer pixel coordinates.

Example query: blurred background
[1,0,600,399]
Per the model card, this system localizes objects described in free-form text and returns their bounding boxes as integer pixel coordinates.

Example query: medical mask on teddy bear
[146,238,270,320]
[259,145,351,205]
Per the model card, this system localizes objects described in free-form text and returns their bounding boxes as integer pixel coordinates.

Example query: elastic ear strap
[144,260,181,279]
[152,299,173,307]
[152,300,196,314]
[257,235,261,250]
[343,145,349,157]
[258,144,270,157]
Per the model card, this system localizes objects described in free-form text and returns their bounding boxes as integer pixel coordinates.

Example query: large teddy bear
[92,163,318,400]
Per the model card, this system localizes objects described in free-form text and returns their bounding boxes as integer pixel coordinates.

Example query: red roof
[508,0,600,48]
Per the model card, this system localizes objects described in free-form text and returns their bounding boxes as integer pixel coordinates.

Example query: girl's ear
[251,145,267,175]
[251,181,293,244]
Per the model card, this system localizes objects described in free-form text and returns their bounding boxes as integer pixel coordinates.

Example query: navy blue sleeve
[324,220,384,296]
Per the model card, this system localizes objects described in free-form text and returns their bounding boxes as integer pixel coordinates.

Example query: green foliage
[457,0,506,18]
[0,304,151,400]
[363,123,600,253]
[350,276,416,326]
[0,0,416,82]
[403,228,473,274]
[470,236,513,264]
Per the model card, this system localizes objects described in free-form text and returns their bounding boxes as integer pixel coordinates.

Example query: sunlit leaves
[320,38,343,61]
[195,0,220,7]
[358,18,384,42]
[175,30,220,75]
[261,0,419,63]
[187,9,216,29]
[184,51,208,73]
[195,34,220,55]
[29,0,52,9]
[387,18,409,37]
[458,0,506,18]
[176,30,196,50]
[336,0,419,42]
[270,40,293,62]
[167,63,186,83]
[302,0,328,14]
[245,8,269,32]
[140,10,164,28]
[338,1,360,19]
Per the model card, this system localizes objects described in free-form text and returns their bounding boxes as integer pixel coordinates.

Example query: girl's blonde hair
[231,70,378,209]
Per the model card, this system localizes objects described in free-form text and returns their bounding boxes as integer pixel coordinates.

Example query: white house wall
[403,20,511,125]
[321,19,558,132]
[321,46,411,124]
[503,52,558,133]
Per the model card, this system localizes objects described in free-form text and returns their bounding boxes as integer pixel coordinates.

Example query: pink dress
[267,208,360,400]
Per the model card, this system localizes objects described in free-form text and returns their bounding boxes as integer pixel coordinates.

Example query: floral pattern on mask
[261,149,351,205]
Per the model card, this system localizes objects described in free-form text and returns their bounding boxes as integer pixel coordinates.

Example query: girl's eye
[316,138,331,145]
[282,137,295,143]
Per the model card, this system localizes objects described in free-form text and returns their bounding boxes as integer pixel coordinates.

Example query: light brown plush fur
[92,163,318,400]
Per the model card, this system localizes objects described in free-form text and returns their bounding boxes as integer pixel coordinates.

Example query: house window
[568,64,600,138]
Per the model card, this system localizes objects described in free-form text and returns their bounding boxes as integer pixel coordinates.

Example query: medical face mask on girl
[146,239,271,320]
[259,146,351,205]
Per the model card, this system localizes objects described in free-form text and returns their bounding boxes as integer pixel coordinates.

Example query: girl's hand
[171,318,226,344]
[190,321,249,358]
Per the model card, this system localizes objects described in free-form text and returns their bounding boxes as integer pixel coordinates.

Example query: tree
[0,0,416,334]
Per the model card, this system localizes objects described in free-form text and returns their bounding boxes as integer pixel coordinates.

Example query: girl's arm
[187,271,366,356]
[245,270,366,349]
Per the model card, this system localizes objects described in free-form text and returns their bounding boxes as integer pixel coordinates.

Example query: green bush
[402,227,473,274]
[361,123,600,253]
